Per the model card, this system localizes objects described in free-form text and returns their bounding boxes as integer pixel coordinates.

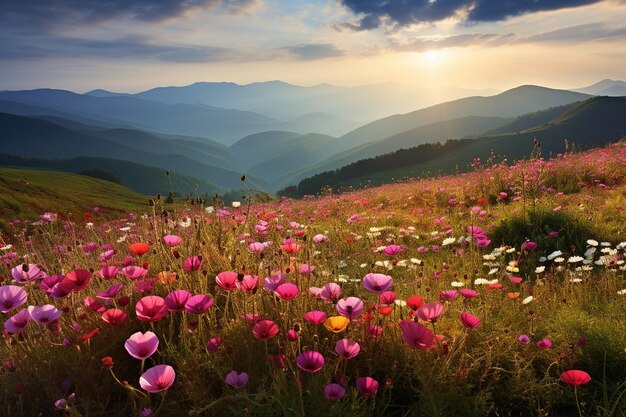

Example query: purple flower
[363,273,393,294]
[356,377,379,397]
[336,297,364,319]
[518,335,531,345]
[225,371,249,389]
[324,383,345,400]
[296,350,324,373]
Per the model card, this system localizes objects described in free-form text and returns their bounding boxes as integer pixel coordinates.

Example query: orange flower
[129,242,151,256]
[507,292,520,299]
[323,316,350,333]
[157,271,177,284]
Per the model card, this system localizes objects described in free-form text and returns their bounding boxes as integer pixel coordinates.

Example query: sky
[1,0,625,92]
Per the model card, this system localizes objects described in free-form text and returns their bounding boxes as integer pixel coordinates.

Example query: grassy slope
[0,167,148,224]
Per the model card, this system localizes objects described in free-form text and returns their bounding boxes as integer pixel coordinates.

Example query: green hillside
[0,167,148,226]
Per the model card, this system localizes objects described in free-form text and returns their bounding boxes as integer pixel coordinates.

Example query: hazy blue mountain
[84,89,131,97]
[338,85,590,151]
[0,89,277,145]
[0,112,267,190]
[573,79,626,95]
[273,112,360,137]
[290,96,626,195]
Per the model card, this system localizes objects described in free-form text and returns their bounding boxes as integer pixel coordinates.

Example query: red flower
[561,370,591,386]
[129,242,151,256]
[101,356,114,368]
[80,327,100,341]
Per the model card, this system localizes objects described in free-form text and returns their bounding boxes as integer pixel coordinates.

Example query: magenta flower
[225,371,249,389]
[379,291,396,305]
[4,309,30,333]
[125,331,159,360]
[383,245,404,256]
[11,263,47,284]
[275,283,299,300]
[206,337,222,353]
[460,312,481,329]
[216,271,238,291]
[363,273,393,294]
[417,302,444,323]
[522,241,538,251]
[296,350,325,373]
[85,296,106,313]
[239,275,258,293]
[0,285,28,313]
[459,289,479,299]
[304,310,328,326]
[324,383,345,400]
[319,283,341,302]
[163,235,182,247]
[135,296,169,322]
[164,290,192,312]
[253,320,279,340]
[399,320,435,349]
[99,266,119,280]
[60,269,91,292]
[96,283,124,300]
[537,338,552,349]
[336,297,364,319]
[335,339,360,359]
[184,294,214,314]
[139,365,175,393]
[183,256,203,272]
[439,290,458,302]
[263,273,286,292]
[518,335,531,345]
[40,275,68,298]
[28,304,62,324]
[356,377,379,397]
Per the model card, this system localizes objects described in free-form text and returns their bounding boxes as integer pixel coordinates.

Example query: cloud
[0,35,240,63]
[525,22,626,43]
[283,43,345,60]
[0,0,261,30]
[339,0,605,30]
[393,33,515,52]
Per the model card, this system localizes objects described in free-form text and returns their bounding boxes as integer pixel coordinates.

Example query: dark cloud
[0,35,238,63]
[283,43,345,60]
[339,0,604,30]
[0,0,259,30]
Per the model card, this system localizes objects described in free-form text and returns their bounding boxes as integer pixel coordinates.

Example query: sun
[422,49,444,64]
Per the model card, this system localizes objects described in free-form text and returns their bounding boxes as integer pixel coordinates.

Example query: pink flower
[335,339,360,359]
[460,312,481,329]
[518,335,531,345]
[379,291,396,305]
[225,371,249,389]
[60,269,91,292]
[399,320,435,349]
[139,365,175,393]
[4,309,30,333]
[275,283,299,300]
[11,263,46,284]
[248,242,265,253]
[239,275,258,293]
[536,338,552,349]
[336,297,364,319]
[135,296,168,322]
[319,283,341,302]
[164,290,192,312]
[125,331,159,360]
[206,337,222,353]
[313,234,328,244]
[85,296,106,313]
[439,290,458,302]
[253,320,279,340]
[99,266,119,280]
[561,370,592,386]
[183,256,203,272]
[185,294,214,314]
[163,235,182,247]
[0,285,28,313]
[459,289,479,299]
[28,304,62,324]
[383,245,404,256]
[296,350,324,373]
[417,302,444,323]
[121,266,148,280]
[263,273,286,292]
[299,264,315,275]
[304,310,328,326]
[216,271,239,291]
[96,283,124,300]
[356,377,379,397]
[363,273,393,294]
[102,308,128,326]
[324,383,345,400]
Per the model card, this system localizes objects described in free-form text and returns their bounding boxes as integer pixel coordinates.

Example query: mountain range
[0,79,624,198]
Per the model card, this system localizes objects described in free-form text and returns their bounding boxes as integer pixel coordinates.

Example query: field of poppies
[1,142,625,417]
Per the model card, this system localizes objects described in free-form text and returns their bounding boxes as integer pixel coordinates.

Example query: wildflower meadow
[1,142,625,417]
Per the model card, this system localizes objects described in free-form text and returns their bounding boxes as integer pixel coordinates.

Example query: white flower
[394,299,407,307]
[488,268,499,275]
[483,254,496,261]
[1,244,13,251]
[547,250,563,260]
[338,261,347,269]
[85,222,94,229]
[205,206,215,214]
[582,265,594,271]
[522,296,534,304]
[117,235,127,243]
[451,281,465,287]
[410,258,423,265]
[506,265,520,273]
[442,237,456,246]
[584,248,596,257]
[119,227,131,232]
[396,260,408,267]
[617,289,626,295]
[232,201,241,208]
[506,247,516,253]
[535,266,546,273]
[360,263,368,268]
[337,275,349,283]
[538,257,547,263]
[474,278,489,285]
[554,257,565,263]
[600,241,611,247]
[616,242,626,250]
[586,239,599,247]
[568,256,584,263]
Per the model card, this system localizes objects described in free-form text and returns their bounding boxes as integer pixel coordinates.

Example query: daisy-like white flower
[554,257,565,263]
[394,299,407,307]
[522,296,534,305]
[535,266,546,273]
[451,281,465,287]
[488,268,499,275]
[548,251,563,261]
[442,237,456,246]
[568,256,584,263]
[586,239,599,247]
[617,289,626,295]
